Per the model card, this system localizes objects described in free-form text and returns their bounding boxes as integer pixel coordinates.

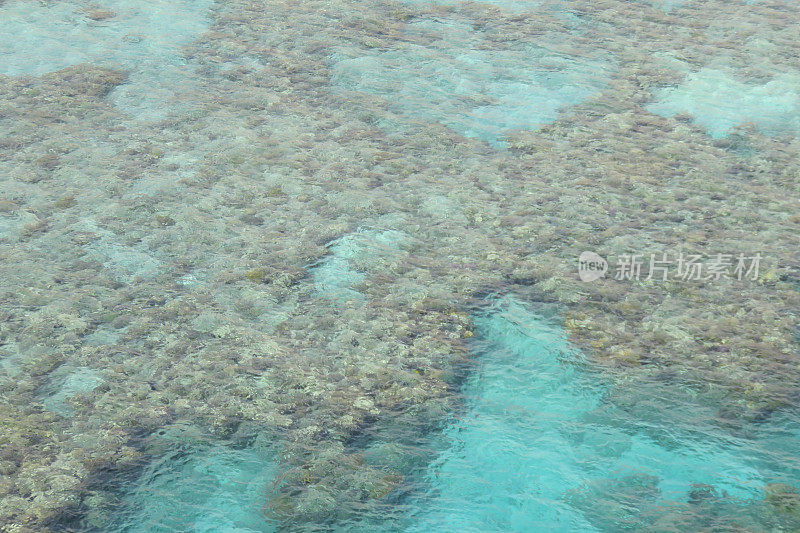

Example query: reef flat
[0,0,799,530]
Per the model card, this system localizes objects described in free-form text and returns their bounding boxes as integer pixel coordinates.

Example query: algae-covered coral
[0,0,799,530]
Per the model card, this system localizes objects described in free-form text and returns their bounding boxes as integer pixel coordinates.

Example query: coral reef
[0,0,798,529]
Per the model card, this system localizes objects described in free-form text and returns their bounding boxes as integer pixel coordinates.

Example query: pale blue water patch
[633,0,766,22]
[646,0,686,12]
[83,325,124,347]
[1,344,55,379]
[648,68,800,138]
[398,0,587,25]
[177,272,205,288]
[0,341,24,377]
[109,428,279,532]
[404,295,797,532]
[399,0,544,12]
[309,227,409,303]
[78,220,161,283]
[330,19,613,147]
[40,365,104,417]
[0,210,39,244]
[0,0,215,120]
[752,412,800,485]
[643,0,763,12]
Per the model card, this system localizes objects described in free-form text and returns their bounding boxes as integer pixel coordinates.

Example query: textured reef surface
[0,0,799,530]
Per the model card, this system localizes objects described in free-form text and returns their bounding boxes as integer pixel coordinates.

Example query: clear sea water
[107,427,280,532]
[1,0,799,530]
[403,296,800,532]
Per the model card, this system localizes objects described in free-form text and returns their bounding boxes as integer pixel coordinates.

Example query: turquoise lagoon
[649,68,800,139]
[330,18,613,147]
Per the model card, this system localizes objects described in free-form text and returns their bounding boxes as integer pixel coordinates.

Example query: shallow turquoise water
[0,0,214,119]
[401,296,800,531]
[108,428,279,532]
[310,227,409,303]
[649,68,800,138]
[40,366,104,417]
[330,18,613,147]
[76,294,800,531]
[400,0,543,7]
